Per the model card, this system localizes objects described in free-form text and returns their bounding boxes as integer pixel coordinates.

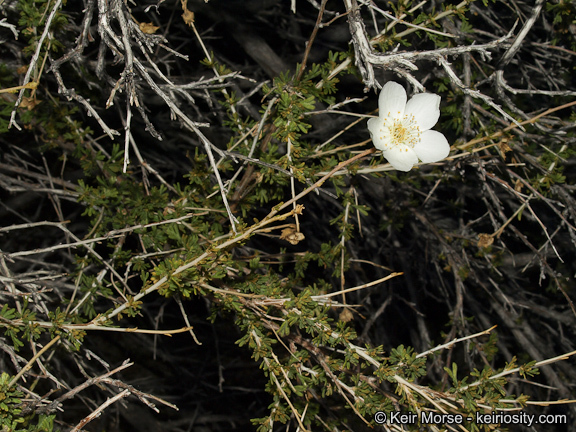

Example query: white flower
[367,81,450,172]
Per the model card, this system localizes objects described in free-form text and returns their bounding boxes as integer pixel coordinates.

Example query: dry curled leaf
[180,0,195,26]
[20,96,41,110]
[339,308,354,323]
[280,226,305,245]
[498,139,512,155]
[139,22,160,34]
[477,233,494,248]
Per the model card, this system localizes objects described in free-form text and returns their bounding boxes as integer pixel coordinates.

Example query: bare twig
[9,0,63,130]
[497,0,545,69]
[70,388,131,432]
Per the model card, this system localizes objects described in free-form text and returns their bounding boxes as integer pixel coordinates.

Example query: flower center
[391,120,410,143]
[379,113,421,151]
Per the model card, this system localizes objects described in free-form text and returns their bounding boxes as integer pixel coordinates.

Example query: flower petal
[382,146,419,172]
[378,82,406,119]
[414,130,450,163]
[367,117,380,138]
[367,117,387,152]
[405,93,441,131]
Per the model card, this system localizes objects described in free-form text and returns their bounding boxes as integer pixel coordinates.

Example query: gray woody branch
[343,0,514,91]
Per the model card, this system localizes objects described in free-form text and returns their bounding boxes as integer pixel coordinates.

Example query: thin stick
[458,100,576,150]
[174,296,202,345]
[9,0,63,130]
[9,335,61,388]
[312,272,403,300]
[275,148,376,214]
[286,133,300,233]
[295,0,328,81]
[70,388,131,432]
[416,325,497,359]
[460,349,576,392]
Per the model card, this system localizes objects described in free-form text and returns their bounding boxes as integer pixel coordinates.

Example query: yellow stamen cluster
[378,112,421,151]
